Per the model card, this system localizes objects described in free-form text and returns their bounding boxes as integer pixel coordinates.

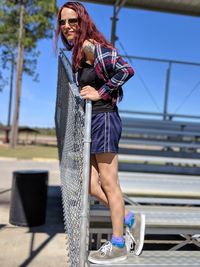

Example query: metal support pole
[110,0,127,45]
[116,0,128,16]
[79,99,92,267]
[110,4,118,45]
[163,62,172,120]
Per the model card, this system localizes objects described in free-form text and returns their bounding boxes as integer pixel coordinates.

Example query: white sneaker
[125,213,145,256]
[88,241,127,264]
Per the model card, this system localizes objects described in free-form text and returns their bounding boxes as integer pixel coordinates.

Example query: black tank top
[77,60,117,113]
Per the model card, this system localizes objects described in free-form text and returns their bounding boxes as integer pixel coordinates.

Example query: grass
[0,145,165,163]
[0,145,58,159]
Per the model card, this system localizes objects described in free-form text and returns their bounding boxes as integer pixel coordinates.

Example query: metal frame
[118,54,200,121]
[110,0,127,45]
[81,0,200,17]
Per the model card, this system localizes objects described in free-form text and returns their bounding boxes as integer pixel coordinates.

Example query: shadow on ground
[0,185,67,267]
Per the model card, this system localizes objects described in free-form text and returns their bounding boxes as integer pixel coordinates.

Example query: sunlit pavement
[0,158,69,267]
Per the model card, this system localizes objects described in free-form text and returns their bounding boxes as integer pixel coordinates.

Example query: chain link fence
[55,50,92,267]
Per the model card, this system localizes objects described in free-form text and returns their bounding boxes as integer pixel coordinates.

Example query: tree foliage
[0,0,57,146]
[0,0,57,85]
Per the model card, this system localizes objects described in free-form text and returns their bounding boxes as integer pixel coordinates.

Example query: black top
[77,60,117,113]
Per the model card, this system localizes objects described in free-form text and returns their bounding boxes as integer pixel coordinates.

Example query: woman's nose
[64,22,71,28]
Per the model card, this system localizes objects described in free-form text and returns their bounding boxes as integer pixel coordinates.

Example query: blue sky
[1,1,200,127]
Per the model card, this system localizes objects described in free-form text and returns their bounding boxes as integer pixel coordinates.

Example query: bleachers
[121,117,200,139]
[89,171,200,247]
[89,172,200,265]
[120,117,200,152]
[118,116,200,197]
[89,117,200,266]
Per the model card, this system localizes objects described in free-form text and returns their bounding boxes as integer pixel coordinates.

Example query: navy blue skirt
[91,112,122,154]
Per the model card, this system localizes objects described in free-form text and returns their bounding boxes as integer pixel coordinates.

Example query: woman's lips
[63,31,75,39]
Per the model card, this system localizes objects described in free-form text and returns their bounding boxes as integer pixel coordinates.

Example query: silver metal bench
[89,251,200,266]
[118,172,200,199]
[120,137,200,149]
[120,117,200,151]
[121,117,200,135]
[119,147,200,159]
[118,154,200,165]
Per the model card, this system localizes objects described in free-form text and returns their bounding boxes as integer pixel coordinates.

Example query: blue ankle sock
[124,211,134,228]
[111,235,125,248]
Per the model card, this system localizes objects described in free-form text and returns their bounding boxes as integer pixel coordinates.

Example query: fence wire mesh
[55,51,90,267]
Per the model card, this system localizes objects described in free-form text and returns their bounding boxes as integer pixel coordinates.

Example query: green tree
[0,0,57,147]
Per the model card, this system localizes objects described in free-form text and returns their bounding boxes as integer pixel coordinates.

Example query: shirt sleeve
[98,55,134,101]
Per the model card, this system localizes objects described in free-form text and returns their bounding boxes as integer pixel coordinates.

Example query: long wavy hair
[55,1,114,72]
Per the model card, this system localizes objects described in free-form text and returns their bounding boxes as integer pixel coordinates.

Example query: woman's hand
[80,85,101,101]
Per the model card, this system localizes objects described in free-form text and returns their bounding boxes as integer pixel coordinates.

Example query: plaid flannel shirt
[74,43,134,104]
[94,43,134,104]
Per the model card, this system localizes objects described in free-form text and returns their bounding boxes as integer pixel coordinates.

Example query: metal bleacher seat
[121,117,200,138]
[120,117,200,151]
[89,251,200,266]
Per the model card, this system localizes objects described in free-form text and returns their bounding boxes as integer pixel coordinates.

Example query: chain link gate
[55,50,92,267]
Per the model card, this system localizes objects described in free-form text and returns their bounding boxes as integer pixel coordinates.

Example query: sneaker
[125,213,145,256]
[88,241,127,264]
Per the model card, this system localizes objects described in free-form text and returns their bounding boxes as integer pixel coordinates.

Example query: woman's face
[60,8,78,42]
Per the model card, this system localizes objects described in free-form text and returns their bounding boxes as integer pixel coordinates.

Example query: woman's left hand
[80,85,101,101]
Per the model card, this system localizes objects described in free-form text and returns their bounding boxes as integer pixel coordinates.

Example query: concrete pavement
[0,158,69,267]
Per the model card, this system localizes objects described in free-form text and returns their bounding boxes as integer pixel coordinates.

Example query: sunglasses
[59,18,78,26]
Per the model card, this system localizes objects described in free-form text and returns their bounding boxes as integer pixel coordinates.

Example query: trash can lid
[13,170,48,174]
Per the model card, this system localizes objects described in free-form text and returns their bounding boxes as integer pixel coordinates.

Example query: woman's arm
[95,45,134,101]
[80,41,134,101]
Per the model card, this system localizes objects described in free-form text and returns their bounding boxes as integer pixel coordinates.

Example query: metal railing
[55,50,92,267]
[118,51,200,122]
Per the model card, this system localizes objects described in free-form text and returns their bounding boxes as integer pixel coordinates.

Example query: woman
[55,2,145,264]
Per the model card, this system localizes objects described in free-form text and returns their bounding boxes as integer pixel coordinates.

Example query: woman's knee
[100,178,118,195]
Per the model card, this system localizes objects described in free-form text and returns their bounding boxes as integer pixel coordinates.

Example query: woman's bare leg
[89,155,109,205]
[90,155,129,216]
[94,153,124,237]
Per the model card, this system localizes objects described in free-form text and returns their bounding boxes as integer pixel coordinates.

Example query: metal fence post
[80,100,92,267]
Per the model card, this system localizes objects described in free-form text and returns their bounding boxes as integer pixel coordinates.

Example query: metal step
[88,251,200,266]
[90,205,200,235]
[118,154,200,165]
[118,171,200,199]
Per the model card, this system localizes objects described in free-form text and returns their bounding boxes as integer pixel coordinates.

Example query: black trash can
[9,170,48,227]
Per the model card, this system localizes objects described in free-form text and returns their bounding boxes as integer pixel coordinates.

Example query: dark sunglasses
[59,18,78,26]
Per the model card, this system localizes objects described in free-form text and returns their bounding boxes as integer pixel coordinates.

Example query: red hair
[55,1,114,72]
